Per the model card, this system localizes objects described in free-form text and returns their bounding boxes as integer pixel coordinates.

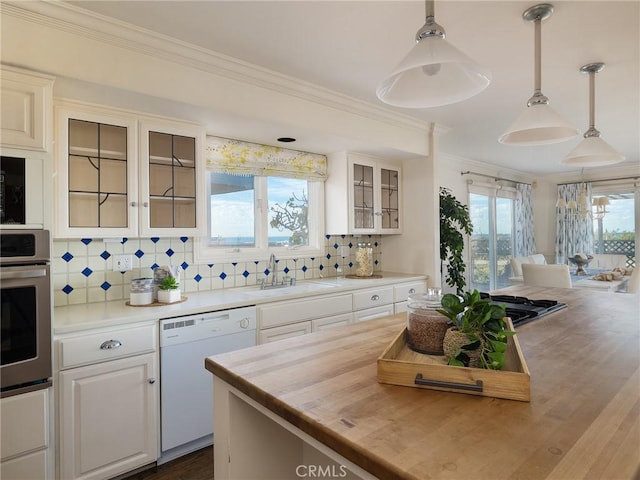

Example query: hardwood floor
[122,447,214,480]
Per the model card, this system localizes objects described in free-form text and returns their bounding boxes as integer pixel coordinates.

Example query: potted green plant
[440,187,473,295]
[157,276,181,304]
[437,290,514,370]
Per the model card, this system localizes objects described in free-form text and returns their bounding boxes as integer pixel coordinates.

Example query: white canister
[129,291,154,306]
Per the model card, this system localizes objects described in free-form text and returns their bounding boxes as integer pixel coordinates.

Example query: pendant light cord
[527,13,549,106]
[584,71,600,137]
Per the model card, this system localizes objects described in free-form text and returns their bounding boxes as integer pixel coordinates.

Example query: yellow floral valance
[206,136,327,181]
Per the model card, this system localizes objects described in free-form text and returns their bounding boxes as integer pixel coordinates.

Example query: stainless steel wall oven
[0,229,52,397]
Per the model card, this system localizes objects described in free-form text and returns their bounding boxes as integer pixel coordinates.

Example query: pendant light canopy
[499,4,579,145]
[562,63,625,166]
[376,0,491,108]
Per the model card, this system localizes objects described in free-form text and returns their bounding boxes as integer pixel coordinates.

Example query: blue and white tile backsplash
[52,235,382,306]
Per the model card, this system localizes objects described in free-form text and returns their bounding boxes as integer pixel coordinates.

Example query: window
[469,190,515,291]
[197,172,324,262]
[592,186,637,268]
[197,136,327,262]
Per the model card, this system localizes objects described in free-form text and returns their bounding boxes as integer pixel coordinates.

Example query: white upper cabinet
[138,120,204,236]
[0,65,54,152]
[325,151,402,234]
[54,102,204,238]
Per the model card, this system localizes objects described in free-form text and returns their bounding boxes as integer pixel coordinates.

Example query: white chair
[509,254,548,284]
[625,267,639,294]
[522,263,572,288]
[591,254,627,270]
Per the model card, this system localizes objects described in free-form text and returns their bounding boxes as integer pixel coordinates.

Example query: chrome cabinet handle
[131,201,138,207]
[371,294,380,301]
[148,378,156,385]
[100,339,122,350]
[409,288,416,294]
[142,202,149,208]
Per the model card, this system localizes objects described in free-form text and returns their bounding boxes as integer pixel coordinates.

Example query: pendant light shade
[562,63,625,166]
[499,4,579,145]
[376,0,491,108]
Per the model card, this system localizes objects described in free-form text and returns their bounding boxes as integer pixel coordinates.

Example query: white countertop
[53,272,426,334]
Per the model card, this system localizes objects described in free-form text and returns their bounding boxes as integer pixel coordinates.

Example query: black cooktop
[480,292,568,327]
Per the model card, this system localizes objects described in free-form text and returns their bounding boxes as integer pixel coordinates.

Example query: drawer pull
[371,294,380,301]
[148,378,156,384]
[415,374,483,392]
[100,339,122,350]
[409,288,416,294]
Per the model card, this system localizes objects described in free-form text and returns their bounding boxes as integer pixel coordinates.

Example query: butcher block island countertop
[205,286,640,480]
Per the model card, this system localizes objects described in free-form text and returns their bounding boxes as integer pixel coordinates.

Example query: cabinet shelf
[149,155,195,168]
[148,195,196,202]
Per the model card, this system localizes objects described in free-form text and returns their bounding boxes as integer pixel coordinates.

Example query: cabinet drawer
[352,287,394,311]
[0,449,47,479]
[311,313,353,332]
[394,281,427,303]
[0,389,49,460]
[353,304,395,323]
[259,294,352,329]
[259,322,312,344]
[58,324,157,369]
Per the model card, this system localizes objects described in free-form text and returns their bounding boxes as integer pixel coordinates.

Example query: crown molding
[2,1,430,133]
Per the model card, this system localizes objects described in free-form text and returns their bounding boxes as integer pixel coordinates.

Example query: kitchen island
[205,285,640,479]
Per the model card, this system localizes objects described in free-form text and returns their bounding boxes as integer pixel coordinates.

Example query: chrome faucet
[259,254,295,289]
[268,253,278,286]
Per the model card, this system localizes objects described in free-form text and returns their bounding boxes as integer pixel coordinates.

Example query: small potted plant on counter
[437,290,514,370]
[157,276,181,304]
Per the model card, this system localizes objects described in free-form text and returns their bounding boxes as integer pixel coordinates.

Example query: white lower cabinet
[312,312,353,332]
[56,324,159,480]
[353,304,395,323]
[257,279,427,343]
[258,293,352,344]
[0,388,52,480]
[259,321,312,344]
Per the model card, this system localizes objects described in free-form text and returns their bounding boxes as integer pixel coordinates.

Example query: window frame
[194,173,325,263]
[467,184,516,291]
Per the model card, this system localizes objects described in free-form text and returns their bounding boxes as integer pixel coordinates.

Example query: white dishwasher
[159,305,257,463]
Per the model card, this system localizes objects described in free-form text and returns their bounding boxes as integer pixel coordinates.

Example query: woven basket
[443,328,483,368]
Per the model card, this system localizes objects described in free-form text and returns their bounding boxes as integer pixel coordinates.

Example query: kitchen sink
[241,281,338,297]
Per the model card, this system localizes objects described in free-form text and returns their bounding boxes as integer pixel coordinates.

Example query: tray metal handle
[415,373,483,392]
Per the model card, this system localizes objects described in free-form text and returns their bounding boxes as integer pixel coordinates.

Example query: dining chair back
[591,254,627,270]
[522,263,572,288]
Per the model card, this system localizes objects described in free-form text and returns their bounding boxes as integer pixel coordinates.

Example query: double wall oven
[0,229,52,398]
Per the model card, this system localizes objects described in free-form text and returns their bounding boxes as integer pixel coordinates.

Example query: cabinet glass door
[148,132,196,228]
[353,163,374,229]
[67,119,128,228]
[380,168,399,229]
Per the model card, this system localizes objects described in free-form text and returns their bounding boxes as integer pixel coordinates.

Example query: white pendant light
[562,63,625,166]
[376,0,491,108]
[499,4,579,145]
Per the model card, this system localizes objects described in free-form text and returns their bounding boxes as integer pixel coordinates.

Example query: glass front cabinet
[55,104,204,238]
[326,152,402,235]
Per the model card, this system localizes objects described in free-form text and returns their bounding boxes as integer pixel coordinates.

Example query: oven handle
[0,266,48,280]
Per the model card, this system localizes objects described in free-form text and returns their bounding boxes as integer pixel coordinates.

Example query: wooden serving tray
[377,319,530,401]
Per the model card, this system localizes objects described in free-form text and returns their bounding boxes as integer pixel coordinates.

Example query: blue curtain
[555,183,594,264]
[515,183,536,256]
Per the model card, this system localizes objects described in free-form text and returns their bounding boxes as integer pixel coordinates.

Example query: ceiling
[65,0,639,175]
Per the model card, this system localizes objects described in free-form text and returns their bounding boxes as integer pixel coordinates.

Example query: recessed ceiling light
[277,137,296,143]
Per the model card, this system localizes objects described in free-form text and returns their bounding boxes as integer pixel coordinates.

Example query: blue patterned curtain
[555,183,594,263]
[514,183,536,256]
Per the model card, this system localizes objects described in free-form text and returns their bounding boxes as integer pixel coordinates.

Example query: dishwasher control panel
[159,306,257,347]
